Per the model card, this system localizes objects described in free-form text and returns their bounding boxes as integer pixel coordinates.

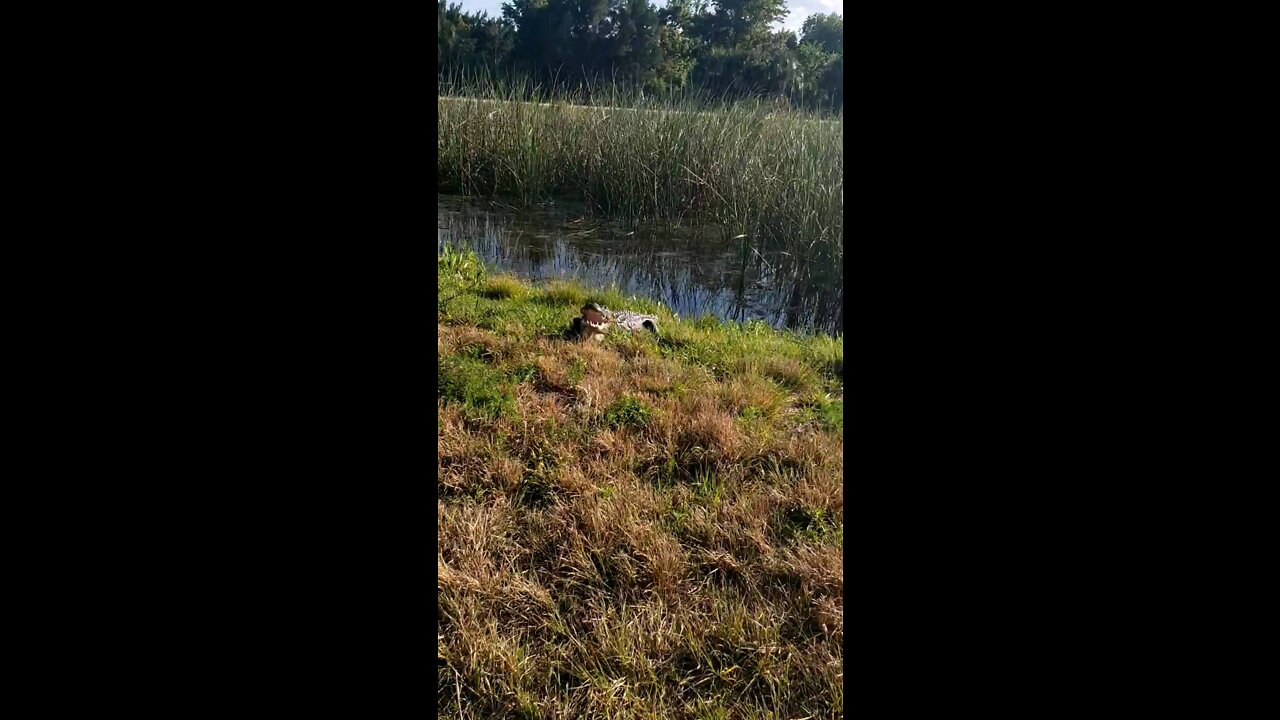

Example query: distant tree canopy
[437,0,842,110]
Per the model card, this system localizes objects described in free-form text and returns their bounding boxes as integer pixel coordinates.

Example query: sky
[449,0,842,33]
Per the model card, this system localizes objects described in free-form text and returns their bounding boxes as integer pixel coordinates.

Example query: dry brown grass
[439,264,843,718]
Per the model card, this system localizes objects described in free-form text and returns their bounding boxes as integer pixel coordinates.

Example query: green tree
[656,0,697,91]
[437,0,842,111]
[711,0,788,47]
[440,2,515,74]
[611,0,664,90]
[800,12,842,54]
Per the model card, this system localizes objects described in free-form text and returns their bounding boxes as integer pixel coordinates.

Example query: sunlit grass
[438,250,843,718]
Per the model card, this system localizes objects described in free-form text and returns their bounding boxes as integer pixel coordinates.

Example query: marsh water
[438,195,843,334]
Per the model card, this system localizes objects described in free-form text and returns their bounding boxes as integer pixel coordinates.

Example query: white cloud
[779,1,839,32]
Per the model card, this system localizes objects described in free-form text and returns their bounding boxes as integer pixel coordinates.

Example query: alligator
[571,303,659,341]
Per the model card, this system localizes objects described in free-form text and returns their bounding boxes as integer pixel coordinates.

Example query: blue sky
[449,0,842,33]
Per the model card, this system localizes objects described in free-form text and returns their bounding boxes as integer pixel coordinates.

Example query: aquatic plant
[437,79,843,260]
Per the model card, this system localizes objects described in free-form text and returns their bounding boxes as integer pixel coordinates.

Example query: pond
[438,194,843,334]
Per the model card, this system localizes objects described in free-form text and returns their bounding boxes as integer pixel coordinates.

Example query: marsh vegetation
[438,82,843,258]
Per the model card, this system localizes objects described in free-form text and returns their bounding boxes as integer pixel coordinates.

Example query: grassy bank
[437,85,843,257]
[438,249,844,718]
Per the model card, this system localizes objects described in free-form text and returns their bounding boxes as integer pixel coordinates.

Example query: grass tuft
[438,355,515,421]
[481,274,527,300]
[603,395,652,429]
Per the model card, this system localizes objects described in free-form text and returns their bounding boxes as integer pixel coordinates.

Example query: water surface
[438,195,842,334]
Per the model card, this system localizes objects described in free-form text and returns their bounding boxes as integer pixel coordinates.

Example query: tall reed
[437,77,843,258]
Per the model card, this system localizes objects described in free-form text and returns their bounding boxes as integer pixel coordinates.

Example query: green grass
[603,395,652,430]
[438,354,515,421]
[437,81,843,259]
[438,250,843,718]
[481,273,527,300]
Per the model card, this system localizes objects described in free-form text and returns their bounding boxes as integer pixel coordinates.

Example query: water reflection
[438,195,842,334]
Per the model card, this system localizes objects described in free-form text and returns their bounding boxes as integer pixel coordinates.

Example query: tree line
[438,0,843,111]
